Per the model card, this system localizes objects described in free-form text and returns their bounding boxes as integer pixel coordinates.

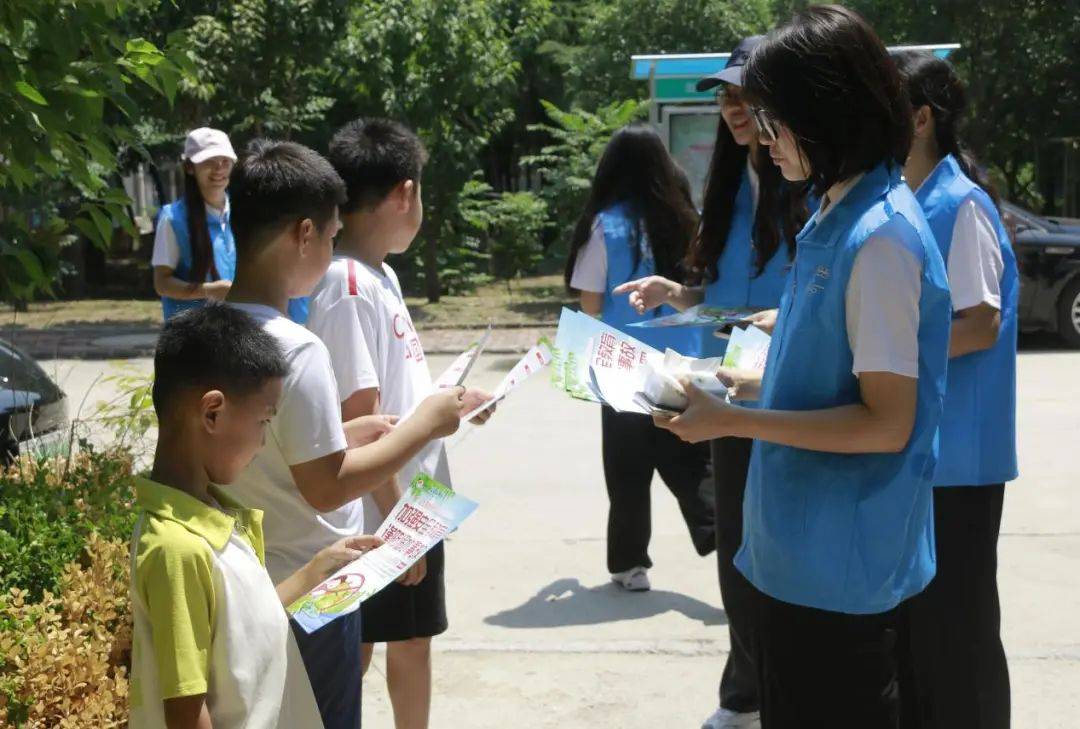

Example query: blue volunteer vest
[916,154,1019,487]
[734,163,952,615]
[157,197,310,324]
[158,198,236,320]
[599,203,696,353]
[287,296,310,325]
[691,167,793,358]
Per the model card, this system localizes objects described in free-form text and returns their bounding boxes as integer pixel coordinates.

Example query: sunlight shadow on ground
[484,577,726,629]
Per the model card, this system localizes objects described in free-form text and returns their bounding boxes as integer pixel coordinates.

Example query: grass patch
[4,275,572,331]
[3,299,161,330]
[406,274,572,328]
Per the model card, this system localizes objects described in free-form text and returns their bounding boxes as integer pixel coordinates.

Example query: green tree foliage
[524,99,647,249]
[4,0,1074,304]
[341,0,522,301]
[0,0,189,304]
[460,180,549,289]
[775,0,1080,211]
[560,0,774,108]
[163,0,348,140]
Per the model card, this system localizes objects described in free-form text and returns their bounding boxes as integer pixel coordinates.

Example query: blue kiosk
[630,44,960,205]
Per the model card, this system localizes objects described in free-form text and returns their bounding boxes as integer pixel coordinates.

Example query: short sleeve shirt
[818,174,922,378]
[569,219,608,293]
[224,303,354,583]
[151,201,229,270]
[307,256,451,529]
[128,477,321,728]
[945,198,1004,312]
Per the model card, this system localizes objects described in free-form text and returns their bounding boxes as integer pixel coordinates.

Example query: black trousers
[899,485,1010,729]
[290,610,363,729]
[711,437,760,713]
[600,406,716,573]
[754,589,902,729]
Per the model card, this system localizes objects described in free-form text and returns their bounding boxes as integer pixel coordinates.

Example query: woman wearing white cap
[152,127,238,320]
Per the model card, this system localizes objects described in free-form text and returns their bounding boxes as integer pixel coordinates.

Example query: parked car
[1004,202,1080,348]
[0,338,68,464]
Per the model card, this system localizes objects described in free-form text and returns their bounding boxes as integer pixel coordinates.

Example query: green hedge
[0,448,137,602]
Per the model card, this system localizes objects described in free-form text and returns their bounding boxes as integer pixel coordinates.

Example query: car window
[1003,204,1044,234]
[0,341,54,395]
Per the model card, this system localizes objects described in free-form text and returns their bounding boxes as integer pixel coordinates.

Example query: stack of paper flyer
[721,323,772,371]
[551,307,773,415]
[550,308,653,402]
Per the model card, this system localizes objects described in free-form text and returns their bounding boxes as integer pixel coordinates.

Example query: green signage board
[654,77,714,103]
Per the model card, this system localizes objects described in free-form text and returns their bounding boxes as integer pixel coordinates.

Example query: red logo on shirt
[393,312,425,362]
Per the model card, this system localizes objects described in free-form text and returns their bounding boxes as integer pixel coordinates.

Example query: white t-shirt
[225,303,354,584]
[151,200,229,270]
[569,218,608,293]
[944,198,1004,312]
[838,177,1005,378]
[816,174,922,378]
[307,256,451,532]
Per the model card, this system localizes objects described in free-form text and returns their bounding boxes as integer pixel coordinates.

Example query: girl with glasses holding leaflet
[656,6,952,727]
[894,51,1018,729]
[616,35,808,729]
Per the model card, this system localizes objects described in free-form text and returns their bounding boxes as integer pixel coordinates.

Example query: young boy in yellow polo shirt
[128,305,383,728]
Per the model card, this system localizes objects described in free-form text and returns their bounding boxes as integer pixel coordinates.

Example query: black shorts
[360,540,448,643]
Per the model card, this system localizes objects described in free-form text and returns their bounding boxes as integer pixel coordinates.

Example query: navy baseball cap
[696,35,764,91]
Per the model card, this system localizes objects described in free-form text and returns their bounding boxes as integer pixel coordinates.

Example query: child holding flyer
[129,304,384,729]
[306,118,492,729]
[222,139,465,729]
[565,124,716,593]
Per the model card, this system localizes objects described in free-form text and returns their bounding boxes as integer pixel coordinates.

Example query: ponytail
[895,51,1001,211]
[182,163,218,288]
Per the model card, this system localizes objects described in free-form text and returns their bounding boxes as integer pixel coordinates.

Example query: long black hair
[686,112,806,284]
[565,124,699,289]
[182,162,218,286]
[743,4,913,198]
[894,51,1002,211]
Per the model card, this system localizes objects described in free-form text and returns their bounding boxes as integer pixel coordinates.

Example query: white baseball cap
[182,127,237,164]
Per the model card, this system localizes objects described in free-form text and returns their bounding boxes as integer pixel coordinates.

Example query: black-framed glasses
[749,106,779,143]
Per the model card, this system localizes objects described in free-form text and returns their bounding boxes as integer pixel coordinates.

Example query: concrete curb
[5,324,557,361]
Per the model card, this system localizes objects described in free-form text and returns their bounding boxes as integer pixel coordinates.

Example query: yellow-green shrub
[0,450,137,727]
[0,533,131,727]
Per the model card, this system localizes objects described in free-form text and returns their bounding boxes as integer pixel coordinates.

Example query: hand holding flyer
[432,324,493,390]
[288,474,477,634]
[460,340,553,421]
[626,304,757,329]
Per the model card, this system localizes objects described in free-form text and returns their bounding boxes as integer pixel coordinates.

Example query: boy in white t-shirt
[307,118,492,729]
[222,139,464,729]
[130,304,384,729]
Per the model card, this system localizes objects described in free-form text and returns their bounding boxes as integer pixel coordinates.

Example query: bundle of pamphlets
[550,307,772,416]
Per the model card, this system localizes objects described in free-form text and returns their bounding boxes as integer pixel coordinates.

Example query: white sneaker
[701,706,761,729]
[610,566,651,591]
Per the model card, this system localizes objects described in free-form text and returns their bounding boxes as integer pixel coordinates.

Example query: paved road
[43,340,1080,728]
